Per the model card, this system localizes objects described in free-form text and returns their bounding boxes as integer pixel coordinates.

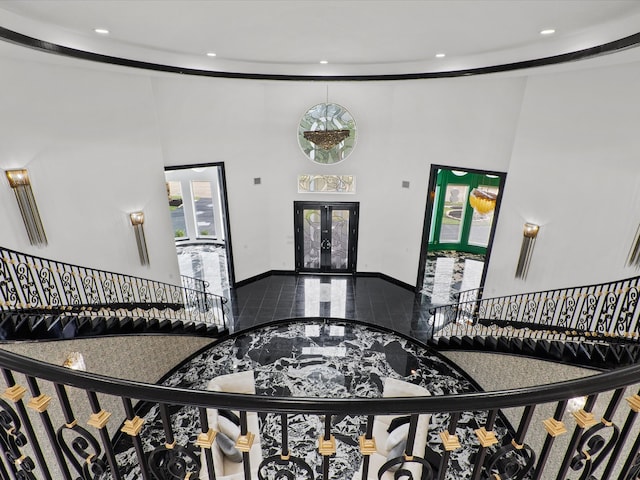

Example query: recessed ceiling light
[94,28,109,35]
[435,53,446,58]
[540,29,556,35]
[319,60,328,64]
[206,52,217,57]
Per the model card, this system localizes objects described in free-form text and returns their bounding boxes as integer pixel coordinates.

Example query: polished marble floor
[231,274,436,342]
[112,320,511,480]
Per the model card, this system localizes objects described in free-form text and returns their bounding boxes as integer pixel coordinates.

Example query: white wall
[0,56,180,284]
[483,62,640,297]
[2,43,640,294]
[152,76,526,284]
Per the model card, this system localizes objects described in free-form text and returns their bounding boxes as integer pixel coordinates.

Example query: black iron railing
[429,274,640,343]
[0,246,227,328]
[0,324,640,480]
[180,275,209,295]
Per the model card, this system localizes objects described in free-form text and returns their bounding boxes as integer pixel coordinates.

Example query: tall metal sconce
[130,211,150,266]
[5,169,47,246]
[515,223,540,279]
[627,224,640,269]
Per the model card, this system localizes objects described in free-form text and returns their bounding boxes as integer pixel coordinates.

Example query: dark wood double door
[294,202,359,274]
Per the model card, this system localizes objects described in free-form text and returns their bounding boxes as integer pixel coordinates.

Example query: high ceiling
[0,0,639,77]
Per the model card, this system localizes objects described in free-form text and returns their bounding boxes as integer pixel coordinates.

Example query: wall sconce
[130,211,150,266]
[627,224,640,269]
[5,169,47,246]
[515,223,540,280]
[62,352,86,371]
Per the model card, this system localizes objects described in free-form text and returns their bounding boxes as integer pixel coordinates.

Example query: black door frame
[294,201,359,274]
[165,162,235,288]
[416,164,507,293]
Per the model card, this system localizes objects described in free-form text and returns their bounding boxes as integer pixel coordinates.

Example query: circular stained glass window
[297,103,357,165]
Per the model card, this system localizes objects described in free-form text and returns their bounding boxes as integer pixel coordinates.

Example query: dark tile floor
[230,274,436,342]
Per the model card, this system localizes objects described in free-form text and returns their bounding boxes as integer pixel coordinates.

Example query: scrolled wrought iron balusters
[148,403,200,480]
[378,413,435,480]
[35,258,62,308]
[532,400,567,480]
[195,406,215,480]
[0,255,19,309]
[557,292,576,330]
[258,413,314,480]
[24,375,72,480]
[555,394,598,480]
[0,387,37,479]
[1,368,51,480]
[14,257,39,308]
[318,414,336,480]
[485,404,536,480]
[577,293,597,332]
[471,409,498,480]
[436,412,460,480]
[54,383,107,480]
[60,268,81,307]
[567,387,624,480]
[604,389,640,478]
[86,391,121,480]
[615,286,639,336]
[597,290,621,335]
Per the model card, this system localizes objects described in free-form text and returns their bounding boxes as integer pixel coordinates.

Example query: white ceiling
[0,0,639,76]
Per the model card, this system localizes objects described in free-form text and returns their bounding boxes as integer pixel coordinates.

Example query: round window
[297,103,357,164]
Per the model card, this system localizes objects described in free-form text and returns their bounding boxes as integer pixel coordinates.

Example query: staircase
[0,311,227,340]
[0,246,230,341]
[427,275,640,370]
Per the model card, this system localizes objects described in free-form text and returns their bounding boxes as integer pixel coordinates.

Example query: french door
[294,202,359,274]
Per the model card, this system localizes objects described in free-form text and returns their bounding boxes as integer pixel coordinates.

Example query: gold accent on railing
[235,432,255,453]
[87,410,111,429]
[475,427,498,447]
[404,453,414,461]
[14,454,26,466]
[86,454,95,464]
[601,418,613,427]
[626,394,640,412]
[511,439,524,450]
[65,420,78,428]
[121,416,145,437]
[440,431,461,451]
[27,394,52,413]
[582,450,591,461]
[195,429,217,449]
[318,435,336,456]
[543,418,567,437]
[573,409,597,429]
[280,453,290,461]
[2,385,26,403]
[165,441,176,449]
[185,472,193,480]
[358,436,377,455]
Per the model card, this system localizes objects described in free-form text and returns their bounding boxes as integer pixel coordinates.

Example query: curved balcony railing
[0,246,227,327]
[0,319,640,480]
[429,273,640,344]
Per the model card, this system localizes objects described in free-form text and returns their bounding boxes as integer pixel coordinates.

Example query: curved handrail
[0,347,637,415]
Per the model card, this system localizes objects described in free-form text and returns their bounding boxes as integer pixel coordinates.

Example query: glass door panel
[167,181,187,239]
[438,184,469,243]
[303,208,322,269]
[191,181,216,238]
[295,202,359,274]
[330,209,350,270]
[468,185,499,247]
